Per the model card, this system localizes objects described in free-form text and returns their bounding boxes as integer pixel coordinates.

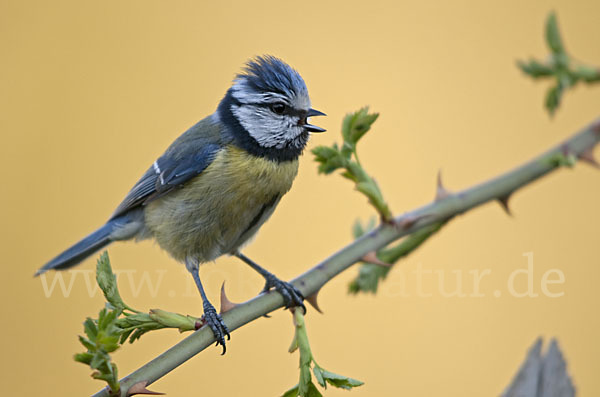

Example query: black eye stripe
[243,101,305,118]
[289,108,306,118]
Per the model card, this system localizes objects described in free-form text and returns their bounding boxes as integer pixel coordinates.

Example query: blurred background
[1,0,599,395]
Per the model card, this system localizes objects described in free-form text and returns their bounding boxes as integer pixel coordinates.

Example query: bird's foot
[262,274,306,313]
[199,300,230,355]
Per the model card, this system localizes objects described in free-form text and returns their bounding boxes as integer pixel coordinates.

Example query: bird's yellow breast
[144,145,299,263]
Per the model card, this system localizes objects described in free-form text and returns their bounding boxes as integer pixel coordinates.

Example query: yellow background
[2,0,599,395]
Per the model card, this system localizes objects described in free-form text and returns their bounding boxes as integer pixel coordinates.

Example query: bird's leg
[186,259,230,354]
[234,252,305,313]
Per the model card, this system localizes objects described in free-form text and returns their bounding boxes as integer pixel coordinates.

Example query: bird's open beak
[305,108,327,133]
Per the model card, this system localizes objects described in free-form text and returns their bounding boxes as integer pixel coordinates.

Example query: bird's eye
[270,103,286,115]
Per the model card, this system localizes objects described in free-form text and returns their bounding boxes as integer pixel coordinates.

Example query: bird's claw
[263,275,306,314]
[201,301,230,355]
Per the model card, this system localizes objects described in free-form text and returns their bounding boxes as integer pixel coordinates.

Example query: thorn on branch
[194,319,204,331]
[498,194,513,216]
[361,251,392,267]
[579,147,599,168]
[593,120,600,137]
[435,170,452,201]
[219,282,239,314]
[395,214,421,230]
[305,290,323,314]
[127,381,165,396]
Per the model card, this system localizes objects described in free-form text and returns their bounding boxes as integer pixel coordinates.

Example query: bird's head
[217,56,325,161]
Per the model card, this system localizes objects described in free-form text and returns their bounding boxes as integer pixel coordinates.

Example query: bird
[35,55,326,353]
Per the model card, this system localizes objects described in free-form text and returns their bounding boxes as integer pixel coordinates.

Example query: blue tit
[35,55,326,353]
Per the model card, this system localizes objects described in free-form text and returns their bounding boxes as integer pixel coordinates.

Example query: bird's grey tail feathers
[34,214,139,276]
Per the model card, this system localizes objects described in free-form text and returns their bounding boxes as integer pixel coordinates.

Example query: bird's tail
[35,217,122,276]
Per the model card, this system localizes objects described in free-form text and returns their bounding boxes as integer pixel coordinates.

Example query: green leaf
[545,84,562,116]
[352,220,365,239]
[546,12,565,55]
[321,369,364,390]
[314,151,347,174]
[288,332,299,353]
[312,365,326,388]
[83,317,98,340]
[282,382,323,397]
[306,382,323,397]
[128,328,149,343]
[576,65,600,83]
[342,108,379,145]
[350,112,379,144]
[78,335,96,351]
[348,263,389,294]
[352,217,377,239]
[282,385,299,397]
[74,352,94,365]
[98,307,120,330]
[339,171,356,182]
[381,222,446,263]
[96,252,129,311]
[312,144,346,175]
[341,112,354,142]
[311,146,339,162]
[365,217,377,233]
[517,59,554,78]
[119,329,134,345]
[97,334,120,353]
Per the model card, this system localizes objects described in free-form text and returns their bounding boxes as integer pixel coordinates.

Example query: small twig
[283,309,363,396]
[518,12,600,116]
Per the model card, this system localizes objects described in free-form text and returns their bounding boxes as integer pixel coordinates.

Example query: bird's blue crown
[236,55,308,99]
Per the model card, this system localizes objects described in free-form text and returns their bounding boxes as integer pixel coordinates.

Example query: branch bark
[94,118,600,397]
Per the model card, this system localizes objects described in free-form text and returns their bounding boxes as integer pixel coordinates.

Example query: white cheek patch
[232,104,305,149]
[229,78,313,150]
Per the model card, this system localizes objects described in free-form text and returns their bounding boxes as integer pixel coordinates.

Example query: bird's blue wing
[110,143,221,220]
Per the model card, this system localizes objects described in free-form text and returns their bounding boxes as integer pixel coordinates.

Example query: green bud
[149,309,197,332]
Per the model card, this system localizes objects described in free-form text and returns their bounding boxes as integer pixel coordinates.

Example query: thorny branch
[93,118,600,396]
